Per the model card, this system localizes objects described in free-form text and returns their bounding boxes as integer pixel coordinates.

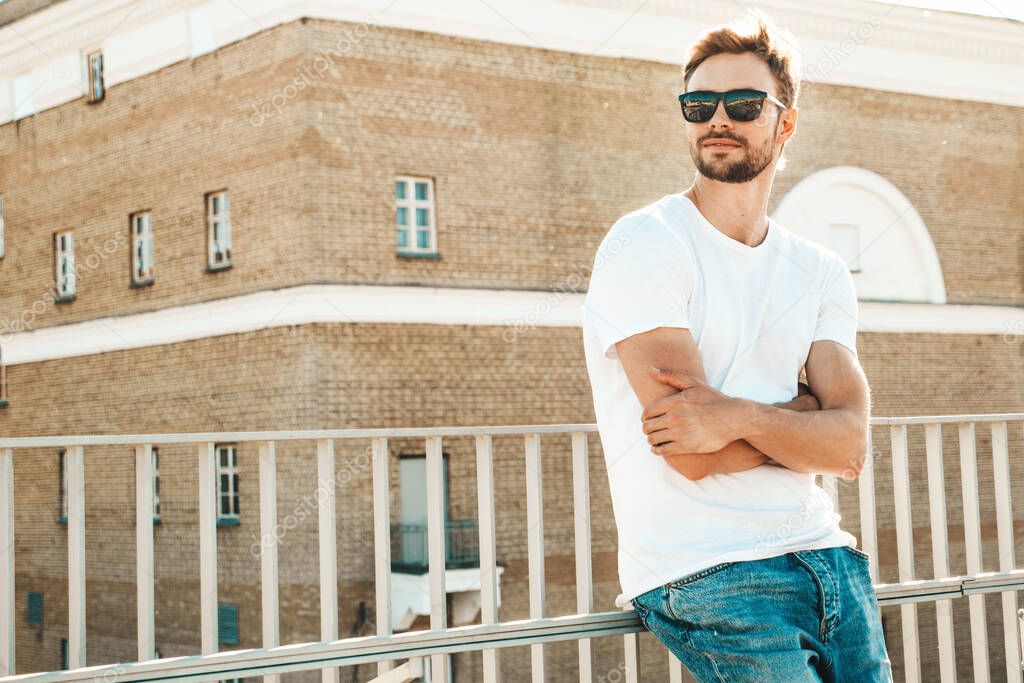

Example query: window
[218,603,239,645]
[0,194,5,259]
[60,638,68,670]
[131,211,154,284]
[828,222,862,273]
[54,231,76,300]
[206,191,231,270]
[216,445,239,524]
[395,176,437,256]
[86,50,104,103]
[27,591,43,625]
[58,450,68,523]
[13,73,34,120]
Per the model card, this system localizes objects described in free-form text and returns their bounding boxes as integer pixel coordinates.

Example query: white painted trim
[2,284,1023,366]
[0,0,1022,127]
[773,165,948,304]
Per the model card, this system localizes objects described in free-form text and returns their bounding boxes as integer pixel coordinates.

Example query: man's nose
[707,100,733,129]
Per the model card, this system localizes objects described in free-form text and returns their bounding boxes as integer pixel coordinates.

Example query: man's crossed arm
[615,326,870,481]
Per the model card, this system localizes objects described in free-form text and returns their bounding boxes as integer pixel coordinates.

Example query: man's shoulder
[599,192,691,250]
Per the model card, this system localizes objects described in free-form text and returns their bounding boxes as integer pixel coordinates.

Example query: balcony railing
[391,520,480,573]
[0,416,1022,682]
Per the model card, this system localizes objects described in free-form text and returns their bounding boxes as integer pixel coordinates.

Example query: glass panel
[220,449,227,467]
[396,228,408,248]
[212,195,222,214]
[416,208,429,227]
[416,230,429,249]
[396,207,407,226]
[220,473,228,492]
[414,182,428,200]
[395,180,406,200]
[221,494,229,515]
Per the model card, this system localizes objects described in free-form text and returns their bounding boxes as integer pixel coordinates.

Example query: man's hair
[683,10,801,109]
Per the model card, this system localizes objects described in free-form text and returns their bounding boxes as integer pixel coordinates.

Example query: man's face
[684,52,789,184]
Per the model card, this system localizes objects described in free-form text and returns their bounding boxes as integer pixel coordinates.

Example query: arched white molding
[773,166,946,304]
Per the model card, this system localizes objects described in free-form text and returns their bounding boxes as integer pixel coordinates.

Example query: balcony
[0,417,1022,683]
[391,520,481,572]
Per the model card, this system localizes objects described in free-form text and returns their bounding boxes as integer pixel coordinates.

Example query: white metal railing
[0,415,1021,683]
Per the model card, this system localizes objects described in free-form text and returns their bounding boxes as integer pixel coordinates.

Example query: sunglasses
[678,89,787,123]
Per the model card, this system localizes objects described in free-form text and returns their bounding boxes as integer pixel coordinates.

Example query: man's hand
[641,367,751,456]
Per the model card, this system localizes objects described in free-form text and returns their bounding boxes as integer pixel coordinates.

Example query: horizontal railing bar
[0,613,645,683]
[4,571,1023,683]
[871,413,1024,425]
[3,413,1024,447]
[874,571,1024,605]
[0,424,601,448]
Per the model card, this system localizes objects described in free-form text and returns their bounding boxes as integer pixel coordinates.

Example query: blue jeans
[631,546,893,682]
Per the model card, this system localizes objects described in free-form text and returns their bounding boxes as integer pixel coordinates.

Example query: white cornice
[0,0,1021,126]
[2,284,1023,365]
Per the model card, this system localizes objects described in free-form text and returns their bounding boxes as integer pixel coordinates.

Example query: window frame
[86,49,105,103]
[216,444,240,524]
[130,211,154,286]
[394,176,438,257]
[54,231,76,301]
[205,190,232,271]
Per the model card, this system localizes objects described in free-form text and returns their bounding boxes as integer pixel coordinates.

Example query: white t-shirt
[581,191,859,608]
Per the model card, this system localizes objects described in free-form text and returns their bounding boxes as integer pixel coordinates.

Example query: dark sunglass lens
[680,93,718,122]
[724,92,765,121]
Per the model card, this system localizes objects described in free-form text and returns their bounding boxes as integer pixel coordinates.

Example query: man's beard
[692,135,775,184]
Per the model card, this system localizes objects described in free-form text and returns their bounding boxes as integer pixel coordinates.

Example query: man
[581,12,893,682]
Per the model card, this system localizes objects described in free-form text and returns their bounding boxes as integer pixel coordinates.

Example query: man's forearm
[664,392,819,479]
[736,400,867,478]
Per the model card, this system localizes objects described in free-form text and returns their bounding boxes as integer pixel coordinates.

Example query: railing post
[135,444,156,662]
[425,436,448,682]
[371,437,394,677]
[924,424,956,682]
[476,435,501,683]
[890,425,920,683]
[258,441,281,683]
[991,422,1020,683]
[67,445,86,669]
[858,428,879,584]
[525,434,546,682]
[198,443,218,656]
[317,439,339,683]
[571,432,593,683]
[0,448,13,677]
[959,422,990,683]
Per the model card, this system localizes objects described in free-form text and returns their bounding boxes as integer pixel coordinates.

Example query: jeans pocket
[667,561,736,589]
[841,545,872,563]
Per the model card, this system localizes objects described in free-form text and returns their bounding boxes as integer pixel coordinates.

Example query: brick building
[0,0,1022,681]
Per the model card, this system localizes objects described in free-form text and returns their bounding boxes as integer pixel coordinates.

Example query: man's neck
[685,175,775,248]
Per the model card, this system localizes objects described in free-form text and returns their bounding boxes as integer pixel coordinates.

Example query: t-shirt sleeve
[812,255,859,356]
[583,215,695,360]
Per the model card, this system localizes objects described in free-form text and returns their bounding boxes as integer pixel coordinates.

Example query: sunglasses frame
[677,89,788,123]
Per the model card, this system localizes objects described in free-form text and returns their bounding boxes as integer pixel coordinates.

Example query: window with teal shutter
[218,603,238,645]
[27,591,43,625]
